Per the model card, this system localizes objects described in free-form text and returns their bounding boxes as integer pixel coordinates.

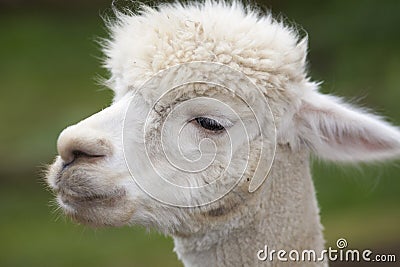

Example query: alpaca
[46,1,400,266]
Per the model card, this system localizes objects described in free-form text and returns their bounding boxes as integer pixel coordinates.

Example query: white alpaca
[46,2,400,266]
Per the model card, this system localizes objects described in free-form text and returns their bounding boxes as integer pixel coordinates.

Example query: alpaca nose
[57,124,112,166]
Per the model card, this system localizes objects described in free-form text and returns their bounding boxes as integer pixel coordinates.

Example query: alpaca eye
[194,117,225,132]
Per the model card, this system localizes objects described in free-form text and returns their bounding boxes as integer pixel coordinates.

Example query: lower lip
[61,194,108,202]
[58,190,125,206]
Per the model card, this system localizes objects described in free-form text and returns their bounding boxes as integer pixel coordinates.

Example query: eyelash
[193,117,225,132]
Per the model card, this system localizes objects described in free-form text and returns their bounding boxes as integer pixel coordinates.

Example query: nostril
[71,149,105,163]
[57,125,112,167]
[62,150,105,170]
[72,150,103,159]
[72,150,86,159]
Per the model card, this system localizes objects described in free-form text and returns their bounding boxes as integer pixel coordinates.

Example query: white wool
[45,1,400,267]
[103,0,308,102]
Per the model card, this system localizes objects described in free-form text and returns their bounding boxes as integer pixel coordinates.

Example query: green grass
[0,2,399,266]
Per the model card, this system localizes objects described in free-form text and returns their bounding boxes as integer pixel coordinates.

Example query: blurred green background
[0,0,399,266]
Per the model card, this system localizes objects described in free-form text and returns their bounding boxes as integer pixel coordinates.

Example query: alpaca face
[46,62,278,230]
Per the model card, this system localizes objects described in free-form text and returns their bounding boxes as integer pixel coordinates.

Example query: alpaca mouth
[56,187,133,227]
[58,188,126,207]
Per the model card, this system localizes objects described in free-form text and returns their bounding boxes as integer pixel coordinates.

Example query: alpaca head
[46,2,400,235]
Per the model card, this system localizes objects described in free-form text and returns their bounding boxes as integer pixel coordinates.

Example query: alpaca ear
[293,93,400,162]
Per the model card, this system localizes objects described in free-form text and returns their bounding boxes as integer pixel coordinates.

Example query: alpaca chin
[56,193,135,228]
[47,157,135,227]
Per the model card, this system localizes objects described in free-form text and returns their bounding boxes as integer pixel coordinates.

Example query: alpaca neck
[173,146,326,266]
